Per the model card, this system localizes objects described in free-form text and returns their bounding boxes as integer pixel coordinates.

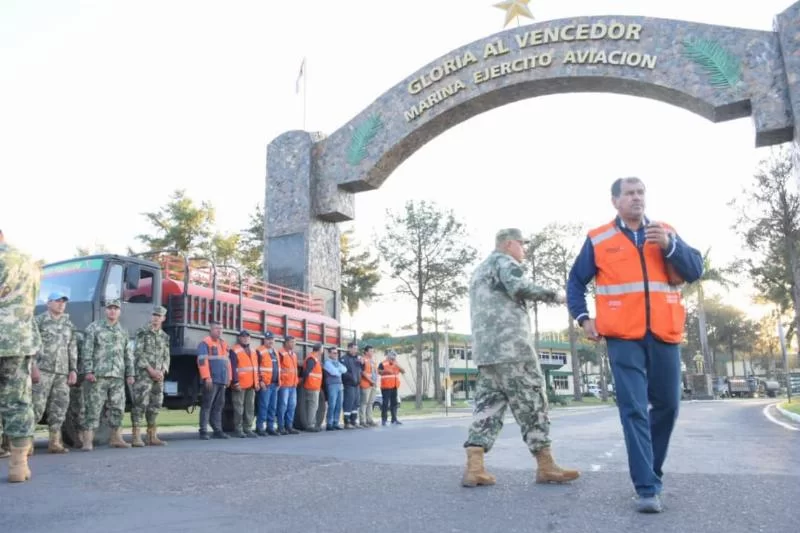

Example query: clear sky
[2,0,795,336]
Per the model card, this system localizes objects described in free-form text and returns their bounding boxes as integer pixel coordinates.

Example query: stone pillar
[775,2,800,180]
[263,131,341,320]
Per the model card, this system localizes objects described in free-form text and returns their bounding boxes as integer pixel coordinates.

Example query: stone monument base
[689,373,714,400]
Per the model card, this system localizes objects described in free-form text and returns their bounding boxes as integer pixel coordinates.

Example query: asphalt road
[1,399,798,533]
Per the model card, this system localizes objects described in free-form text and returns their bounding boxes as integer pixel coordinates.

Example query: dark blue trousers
[607,333,682,497]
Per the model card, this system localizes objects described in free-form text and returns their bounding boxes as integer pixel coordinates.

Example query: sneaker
[288,428,300,435]
[212,431,229,439]
[245,431,258,438]
[199,432,210,440]
[636,495,664,513]
[256,429,268,437]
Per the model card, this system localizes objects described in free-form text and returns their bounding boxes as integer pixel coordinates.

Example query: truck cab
[35,254,161,335]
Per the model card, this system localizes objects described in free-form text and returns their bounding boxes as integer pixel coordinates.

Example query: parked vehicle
[36,252,355,445]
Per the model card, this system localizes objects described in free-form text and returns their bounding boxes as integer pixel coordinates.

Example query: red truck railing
[156,255,324,314]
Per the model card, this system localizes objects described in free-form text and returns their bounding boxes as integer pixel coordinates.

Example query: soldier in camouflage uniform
[31,291,78,454]
[0,229,42,483]
[462,228,580,487]
[130,305,170,447]
[81,298,135,451]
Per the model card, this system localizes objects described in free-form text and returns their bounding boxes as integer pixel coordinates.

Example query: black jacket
[340,354,362,386]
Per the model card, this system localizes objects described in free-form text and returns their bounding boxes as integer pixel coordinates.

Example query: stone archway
[264,3,800,320]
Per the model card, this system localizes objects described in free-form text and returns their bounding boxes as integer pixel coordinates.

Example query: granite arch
[264,5,800,320]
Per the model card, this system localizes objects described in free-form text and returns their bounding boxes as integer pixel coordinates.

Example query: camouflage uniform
[82,302,134,432]
[32,311,77,432]
[461,228,578,488]
[464,247,556,454]
[0,240,41,482]
[130,308,170,430]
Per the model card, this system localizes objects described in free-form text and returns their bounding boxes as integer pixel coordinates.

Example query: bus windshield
[37,258,104,304]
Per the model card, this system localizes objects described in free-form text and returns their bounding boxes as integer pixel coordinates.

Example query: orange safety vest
[197,336,230,383]
[256,345,280,385]
[360,358,374,389]
[302,352,323,391]
[231,344,259,389]
[589,220,686,343]
[279,349,299,388]
[379,359,401,389]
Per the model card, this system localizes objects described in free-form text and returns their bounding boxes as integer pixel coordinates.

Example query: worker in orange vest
[196,321,231,440]
[255,331,281,436]
[277,336,300,435]
[300,343,324,432]
[378,350,405,426]
[567,176,704,514]
[358,345,377,427]
[229,330,260,438]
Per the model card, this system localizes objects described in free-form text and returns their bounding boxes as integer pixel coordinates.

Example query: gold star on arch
[494,0,535,28]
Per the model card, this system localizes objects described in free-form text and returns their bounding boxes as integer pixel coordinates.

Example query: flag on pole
[295,57,306,94]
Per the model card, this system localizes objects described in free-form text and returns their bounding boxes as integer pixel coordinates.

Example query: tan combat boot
[130,427,145,448]
[109,427,131,448]
[8,438,32,483]
[461,446,497,487]
[81,429,94,452]
[534,447,580,484]
[147,425,166,446]
[48,429,69,454]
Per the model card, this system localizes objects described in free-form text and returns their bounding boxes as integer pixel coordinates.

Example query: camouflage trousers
[464,360,551,454]
[232,388,255,432]
[130,373,164,426]
[32,370,70,431]
[83,377,125,430]
[68,378,86,431]
[0,356,35,443]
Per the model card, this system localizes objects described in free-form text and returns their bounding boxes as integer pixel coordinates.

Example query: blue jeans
[277,386,297,430]
[326,384,343,427]
[256,383,279,431]
[607,333,682,498]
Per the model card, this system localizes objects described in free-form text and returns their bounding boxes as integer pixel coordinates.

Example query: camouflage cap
[152,305,167,316]
[105,298,121,308]
[495,228,530,244]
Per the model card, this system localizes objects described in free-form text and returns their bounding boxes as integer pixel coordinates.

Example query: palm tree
[682,248,737,375]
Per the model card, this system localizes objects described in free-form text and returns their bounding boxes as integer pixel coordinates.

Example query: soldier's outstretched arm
[497,256,557,303]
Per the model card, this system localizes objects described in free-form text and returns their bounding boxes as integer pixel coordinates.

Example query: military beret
[495,228,530,244]
[105,298,121,308]
[152,305,167,316]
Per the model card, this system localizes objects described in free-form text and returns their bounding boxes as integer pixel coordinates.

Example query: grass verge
[779,400,800,415]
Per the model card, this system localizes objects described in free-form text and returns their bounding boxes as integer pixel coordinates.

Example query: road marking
[604,451,613,457]
[590,464,602,471]
[762,403,800,431]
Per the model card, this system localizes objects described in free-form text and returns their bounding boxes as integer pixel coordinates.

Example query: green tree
[341,228,381,317]
[425,273,467,402]
[689,296,759,375]
[523,232,549,348]
[238,203,265,278]
[534,222,585,401]
[376,200,478,409]
[75,243,109,257]
[136,189,215,255]
[730,146,800,358]
[681,248,737,375]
